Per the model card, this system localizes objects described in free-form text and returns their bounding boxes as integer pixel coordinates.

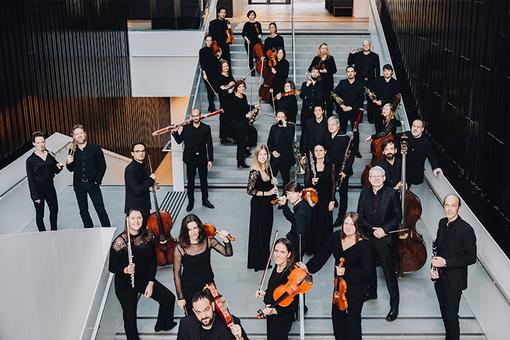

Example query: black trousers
[368,102,384,133]
[204,78,216,111]
[115,279,176,340]
[75,181,111,228]
[266,312,294,340]
[336,175,350,221]
[369,237,399,306]
[270,158,291,189]
[339,110,358,134]
[33,183,59,231]
[299,106,314,148]
[185,157,208,202]
[435,278,462,340]
[244,42,256,73]
[332,284,369,340]
[231,119,248,162]
[219,42,231,64]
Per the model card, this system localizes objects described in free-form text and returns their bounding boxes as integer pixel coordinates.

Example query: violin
[256,266,313,319]
[332,257,348,311]
[204,283,242,340]
[302,187,318,207]
[146,155,177,265]
[211,40,222,58]
[280,89,301,97]
[266,48,277,68]
[225,20,235,45]
[203,223,236,241]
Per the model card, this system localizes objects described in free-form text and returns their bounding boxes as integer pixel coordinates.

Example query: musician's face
[273,243,291,266]
[284,83,291,92]
[33,136,46,151]
[314,106,324,119]
[257,148,268,164]
[127,211,143,232]
[187,221,200,242]
[218,9,226,19]
[269,24,276,34]
[311,69,319,79]
[222,62,229,73]
[383,68,393,78]
[328,120,339,134]
[205,36,212,47]
[362,40,371,51]
[368,170,385,188]
[444,195,460,221]
[236,83,245,94]
[286,190,301,204]
[131,144,146,162]
[277,49,284,60]
[383,143,396,160]
[276,111,286,122]
[382,105,392,118]
[248,12,256,21]
[411,120,424,138]
[314,145,326,160]
[319,44,328,55]
[72,128,87,144]
[342,216,356,236]
[192,298,215,328]
[191,109,201,123]
[346,67,356,79]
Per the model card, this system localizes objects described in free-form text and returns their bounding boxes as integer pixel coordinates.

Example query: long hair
[178,213,206,248]
[340,212,365,242]
[274,238,295,271]
[382,103,395,126]
[250,145,271,181]
[316,42,329,57]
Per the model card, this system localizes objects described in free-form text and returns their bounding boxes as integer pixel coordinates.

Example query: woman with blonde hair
[247,145,278,271]
[364,103,401,143]
[308,42,337,117]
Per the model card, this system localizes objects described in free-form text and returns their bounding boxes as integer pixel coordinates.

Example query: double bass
[397,134,427,274]
[259,48,276,102]
[146,155,177,265]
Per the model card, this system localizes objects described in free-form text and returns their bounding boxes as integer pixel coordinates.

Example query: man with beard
[299,66,324,141]
[375,140,402,190]
[397,119,442,187]
[177,290,248,340]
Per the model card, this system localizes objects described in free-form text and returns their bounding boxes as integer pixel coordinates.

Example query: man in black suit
[176,290,247,340]
[347,39,380,86]
[267,110,295,188]
[357,165,402,321]
[431,194,477,340]
[172,109,214,212]
[124,142,155,225]
[66,124,111,228]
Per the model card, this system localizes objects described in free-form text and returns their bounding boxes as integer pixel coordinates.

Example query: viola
[204,283,242,340]
[146,155,177,266]
[225,20,235,45]
[203,223,235,241]
[256,266,313,318]
[332,257,348,311]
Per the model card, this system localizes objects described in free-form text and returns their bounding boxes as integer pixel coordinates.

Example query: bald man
[431,194,476,340]
[347,39,380,85]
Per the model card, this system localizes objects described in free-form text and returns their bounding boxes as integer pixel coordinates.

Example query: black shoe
[355,151,362,158]
[154,321,178,332]
[237,161,249,168]
[208,107,216,112]
[186,201,194,212]
[385,306,398,322]
[245,151,251,157]
[333,217,342,227]
[202,200,215,209]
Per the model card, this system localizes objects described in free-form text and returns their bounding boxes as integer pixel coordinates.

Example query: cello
[397,134,427,274]
[204,283,243,340]
[146,155,177,266]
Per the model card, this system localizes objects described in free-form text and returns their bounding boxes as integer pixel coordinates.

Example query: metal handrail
[291,0,296,83]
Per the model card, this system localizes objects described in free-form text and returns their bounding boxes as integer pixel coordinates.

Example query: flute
[126,221,135,288]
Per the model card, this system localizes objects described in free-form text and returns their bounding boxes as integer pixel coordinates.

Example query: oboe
[126,222,135,288]
[337,135,354,188]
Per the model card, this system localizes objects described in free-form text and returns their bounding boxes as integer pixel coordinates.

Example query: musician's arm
[172,129,184,144]
[306,232,335,273]
[206,126,214,162]
[108,237,127,275]
[147,235,157,282]
[95,146,107,185]
[173,246,185,300]
[210,237,233,257]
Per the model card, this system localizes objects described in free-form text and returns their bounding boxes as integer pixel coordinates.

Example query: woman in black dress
[364,103,401,143]
[228,80,260,168]
[299,212,372,340]
[264,22,285,55]
[255,238,297,340]
[275,80,298,123]
[199,35,221,112]
[305,144,336,254]
[242,10,262,76]
[109,209,177,339]
[247,145,278,271]
[270,48,289,96]
[215,60,235,144]
[173,213,233,315]
[308,43,337,117]
[26,131,64,231]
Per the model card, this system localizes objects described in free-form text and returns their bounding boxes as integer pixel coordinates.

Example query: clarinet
[126,223,135,288]
[431,241,439,281]
[337,134,354,188]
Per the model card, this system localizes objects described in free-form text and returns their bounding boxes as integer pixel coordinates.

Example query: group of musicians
[24,7,477,340]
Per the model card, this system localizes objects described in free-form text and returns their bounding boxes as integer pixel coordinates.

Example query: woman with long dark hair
[256,238,297,340]
[173,213,233,315]
[270,48,289,96]
[299,212,372,340]
[275,80,298,123]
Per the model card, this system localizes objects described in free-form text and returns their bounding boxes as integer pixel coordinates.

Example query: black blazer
[66,143,107,189]
[176,313,248,340]
[357,186,402,238]
[434,216,477,291]
[124,160,154,215]
[267,123,295,166]
[172,123,213,164]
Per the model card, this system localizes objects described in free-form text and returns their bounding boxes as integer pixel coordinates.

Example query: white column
[170,97,189,191]
[353,0,369,18]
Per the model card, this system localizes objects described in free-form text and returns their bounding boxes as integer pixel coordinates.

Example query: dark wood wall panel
[377,0,510,256]
[0,0,171,168]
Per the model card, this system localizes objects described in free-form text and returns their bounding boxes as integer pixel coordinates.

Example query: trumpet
[68,139,77,157]
[293,140,305,175]
[330,92,344,107]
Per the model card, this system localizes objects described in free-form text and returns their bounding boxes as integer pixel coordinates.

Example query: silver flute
[126,222,135,288]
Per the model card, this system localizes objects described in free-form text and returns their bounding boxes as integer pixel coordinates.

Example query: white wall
[353,0,369,18]
[128,30,205,97]
[0,228,115,340]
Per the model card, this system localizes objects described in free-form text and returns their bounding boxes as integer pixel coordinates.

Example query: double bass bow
[146,155,177,266]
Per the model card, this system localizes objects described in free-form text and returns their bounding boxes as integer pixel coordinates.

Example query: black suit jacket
[66,143,107,189]
[124,160,154,215]
[357,186,402,239]
[434,216,477,291]
[176,313,248,340]
[267,123,295,166]
[172,123,213,164]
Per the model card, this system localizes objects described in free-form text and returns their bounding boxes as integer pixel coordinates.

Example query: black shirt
[357,186,402,237]
[241,21,262,45]
[172,123,214,164]
[376,157,402,188]
[301,117,328,154]
[271,59,289,94]
[397,131,440,185]
[199,46,220,81]
[264,35,285,54]
[215,73,235,103]
[177,312,248,340]
[124,160,154,215]
[369,76,401,105]
[325,132,354,177]
[209,19,228,46]
[370,118,401,140]
[332,78,364,114]
[267,123,295,166]
[264,266,298,314]
[299,80,324,110]
[224,94,252,121]
[347,51,380,82]
[66,142,107,189]
[308,56,337,91]
[26,151,62,200]
[275,95,298,123]
[283,200,313,252]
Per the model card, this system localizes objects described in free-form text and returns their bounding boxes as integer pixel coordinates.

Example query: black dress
[309,55,337,116]
[226,94,252,162]
[305,160,336,254]
[275,94,298,123]
[264,34,285,55]
[173,237,232,316]
[109,230,176,339]
[271,59,289,96]
[264,266,297,340]
[247,169,275,270]
[215,73,235,141]
[242,21,262,72]
[307,231,373,340]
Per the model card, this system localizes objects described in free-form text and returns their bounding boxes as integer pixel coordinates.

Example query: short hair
[346,65,356,72]
[284,80,296,90]
[309,66,319,73]
[204,34,212,41]
[32,131,45,143]
[234,79,246,93]
[276,109,287,117]
[247,10,256,18]
[71,124,85,134]
[191,108,201,115]
[413,118,425,128]
[443,194,461,207]
[131,142,146,152]
[269,22,277,31]
[313,104,324,110]
[383,64,393,72]
[369,165,385,176]
[328,116,340,125]
[380,139,396,153]
[192,290,214,305]
[217,6,226,14]
[285,181,303,193]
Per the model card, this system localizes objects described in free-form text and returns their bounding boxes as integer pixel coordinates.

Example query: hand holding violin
[261,306,277,316]
[312,177,319,185]
[335,265,345,276]
[217,230,232,243]
[229,324,243,339]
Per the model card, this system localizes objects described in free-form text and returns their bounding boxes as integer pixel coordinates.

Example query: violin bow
[258,230,279,292]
